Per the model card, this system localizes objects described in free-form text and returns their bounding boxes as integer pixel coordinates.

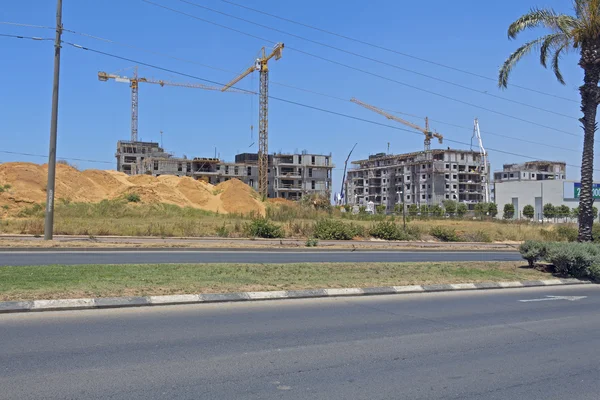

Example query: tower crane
[472,118,490,203]
[350,98,443,152]
[221,43,284,198]
[98,67,246,142]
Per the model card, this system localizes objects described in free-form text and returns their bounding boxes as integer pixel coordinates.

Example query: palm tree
[499,1,600,242]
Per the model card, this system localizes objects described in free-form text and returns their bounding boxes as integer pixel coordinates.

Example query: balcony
[277,183,303,190]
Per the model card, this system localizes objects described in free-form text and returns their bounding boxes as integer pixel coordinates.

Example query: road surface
[2,285,599,399]
[0,249,521,266]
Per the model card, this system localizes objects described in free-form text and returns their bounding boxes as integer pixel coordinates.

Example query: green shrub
[126,193,141,203]
[460,230,492,243]
[523,205,535,219]
[369,221,413,241]
[430,226,461,242]
[313,219,364,240]
[543,203,556,219]
[557,205,571,218]
[474,202,489,218]
[519,240,548,268]
[443,200,457,216]
[419,205,429,218]
[430,205,444,217]
[375,205,386,215]
[305,237,319,247]
[488,203,498,218]
[545,242,600,278]
[215,224,229,238]
[457,203,468,217]
[408,204,419,217]
[17,203,44,218]
[503,204,515,220]
[245,218,284,239]
[593,224,600,242]
[555,225,578,242]
[589,264,600,281]
[343,204,351,213]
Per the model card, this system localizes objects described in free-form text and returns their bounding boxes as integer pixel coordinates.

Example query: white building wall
[494,180,599,220]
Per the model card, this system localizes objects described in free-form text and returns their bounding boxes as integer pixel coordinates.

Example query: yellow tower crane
[98,67,246,142]
[221,43,284,198]
[350,98,443,152]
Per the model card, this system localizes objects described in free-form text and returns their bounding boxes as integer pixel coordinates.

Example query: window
[177,163,183,172]
[453,165,457,169]
[461,154,465,160]
[445,194,449,199]
[406,195,410,200]
[247,167,252,176]
[422,194,426,200]
[453,175,457,179]
[421,184,426,189]
[406,176,410,181]
[383,188,386,192]
[428,194,432,199]
[225,166,229,174]
[311,180,316,190]
[234,167,239,175]
[187,163,191,172]
[298,155,302,163]
[453,184,457,189]
[445,164,450,169]
[503,174,507,179]
[383,197,387,201]
[268,169,271,174]
[445,184,450,189]
[153,161,159,171]
[445,174,450,179]
[311,156,316,165]
[509,173,514,178]
[422,174,426,179]
[422,164,426,169]
[249,179,254,187]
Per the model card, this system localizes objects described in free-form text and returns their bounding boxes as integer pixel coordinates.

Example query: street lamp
[397,191,406,231]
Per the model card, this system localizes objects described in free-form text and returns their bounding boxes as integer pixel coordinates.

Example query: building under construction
[345,149,490,211]
[115,141,333,200]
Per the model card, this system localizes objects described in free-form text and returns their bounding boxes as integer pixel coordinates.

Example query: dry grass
[0,200,572,242]
[0,261,548,301]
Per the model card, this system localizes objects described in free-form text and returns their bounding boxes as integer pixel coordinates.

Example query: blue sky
[0,0,588,195]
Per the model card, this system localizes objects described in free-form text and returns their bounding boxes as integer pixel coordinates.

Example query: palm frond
[540,33,569,67]
[572,0,600,44]
[551,43,569,85]
[499,37,546,88]
[508,8,566,38]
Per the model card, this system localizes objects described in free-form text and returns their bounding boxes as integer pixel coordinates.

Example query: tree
[419,204,429,218]
[557,205,571,219]
[408,204,419,217]
[594,206,599,220]
[572,206,580,219]
[503,203,515,220]
[443,200,457,216]
[430,204,444,217]
[543,203,556,219]
[499,2,600,241]
[488,203,499,218]
[375,204,386,215]
[457,203,468,217]
[474,203,490,219]
[393,203,404,215]
[523,204,535,219]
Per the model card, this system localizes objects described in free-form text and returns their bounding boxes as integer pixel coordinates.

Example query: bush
[430,204,444,217]
[305,237,319,247]
[375,205,386,215]
[408,204,419,217]
[519,241,548,268]
[430,226,461,242]
[460,230,492,243]
[126,193,141,203]
[503,204,515,220]
[555,225,578,242]
[313,219,364,240]
[543,203,556,219]
[557,205,571,219]
[457,203,468,217]
[545,242,600,278]
[245,218,284,238]
[419,205,429,218]
[443,200,457,216]
[523,205,535,219]
[593,224,600,242]
[488,203,498,218]
[215,224,229,238]
[393,203,404,215]
[369,221,413,241]
[474,202,489,218]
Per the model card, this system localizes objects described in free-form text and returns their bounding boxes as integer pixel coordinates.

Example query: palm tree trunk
[577,43,600,242]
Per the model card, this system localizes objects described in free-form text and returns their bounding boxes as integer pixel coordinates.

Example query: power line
[175,0,576,120]
[0,21,55,30]
[0,29,580,155]
[218,0,579,104]
[0,33,54,41]
[61,41,596,172]
[142,0,581,138]
[0,150,113,164]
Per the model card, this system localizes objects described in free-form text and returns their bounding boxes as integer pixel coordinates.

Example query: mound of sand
[0,162,265,216]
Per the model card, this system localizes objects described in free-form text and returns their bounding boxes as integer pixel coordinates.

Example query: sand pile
[0,162,265,216]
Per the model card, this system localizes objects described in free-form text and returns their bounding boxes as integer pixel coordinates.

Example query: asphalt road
[0,249,521,265]
[2,285,600,399]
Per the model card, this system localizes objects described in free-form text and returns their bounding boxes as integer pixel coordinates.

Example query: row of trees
[517,204,598,221]
[387,201,498,218]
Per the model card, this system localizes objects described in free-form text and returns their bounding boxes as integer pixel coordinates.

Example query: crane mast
[222,43,284,198]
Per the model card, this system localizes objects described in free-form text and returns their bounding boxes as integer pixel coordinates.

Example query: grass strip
[0,261,548,301]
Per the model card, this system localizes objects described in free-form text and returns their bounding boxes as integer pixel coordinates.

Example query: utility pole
[44,0,63,241]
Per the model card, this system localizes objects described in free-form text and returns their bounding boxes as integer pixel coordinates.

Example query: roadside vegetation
[0,261,551,301]
[1,199,600,243]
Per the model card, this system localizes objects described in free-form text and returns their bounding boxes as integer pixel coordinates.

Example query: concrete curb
[0,279,591,314]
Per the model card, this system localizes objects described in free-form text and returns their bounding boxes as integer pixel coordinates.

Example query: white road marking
[519,295,588,303]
